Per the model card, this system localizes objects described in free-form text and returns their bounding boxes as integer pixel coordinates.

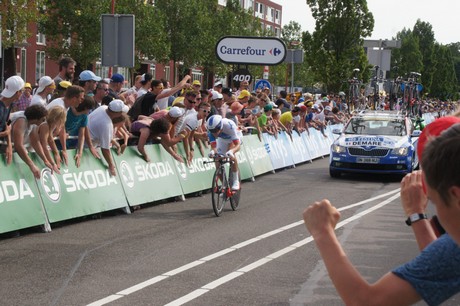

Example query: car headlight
[332,144,346,153]
[392,147,409,156]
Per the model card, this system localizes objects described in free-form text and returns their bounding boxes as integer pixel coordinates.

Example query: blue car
[329,111,421,177]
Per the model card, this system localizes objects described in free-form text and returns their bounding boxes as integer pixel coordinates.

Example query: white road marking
[87,188,401,306]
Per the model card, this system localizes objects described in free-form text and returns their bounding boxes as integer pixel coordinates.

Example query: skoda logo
[120,161,135,188]
[40,168,61,203]
[175,160,187,179]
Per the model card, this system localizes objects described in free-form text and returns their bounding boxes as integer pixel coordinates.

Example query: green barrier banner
[0,153,48,234]
[112,144,184,205]
[34,149,129,223]
[175,142,216,195]
[235,147,254,181]
[242,134,274,176]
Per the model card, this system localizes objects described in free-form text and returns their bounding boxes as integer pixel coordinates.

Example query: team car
[329,111,421,177]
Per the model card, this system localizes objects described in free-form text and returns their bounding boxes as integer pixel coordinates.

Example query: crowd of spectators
[0,56,458,180]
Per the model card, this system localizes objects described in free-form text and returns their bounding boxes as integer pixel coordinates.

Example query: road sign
[254,79,271,90]
[101,14,135,67]
[232,69,252,85]
[216,36,286,65]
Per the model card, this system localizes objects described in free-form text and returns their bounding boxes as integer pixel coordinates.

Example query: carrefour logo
[216,36,286,65]
[40,168,61,203]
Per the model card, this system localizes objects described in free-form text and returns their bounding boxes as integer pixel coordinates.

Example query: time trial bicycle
[203,155,241,217]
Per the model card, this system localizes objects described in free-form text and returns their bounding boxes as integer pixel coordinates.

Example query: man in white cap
[30,76,55,106]
[0,76,25,164]
[78,70,101,96]
[87,99,128,176]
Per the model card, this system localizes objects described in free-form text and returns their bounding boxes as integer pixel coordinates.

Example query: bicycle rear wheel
[211,167,226,217]
[229,171,241,211]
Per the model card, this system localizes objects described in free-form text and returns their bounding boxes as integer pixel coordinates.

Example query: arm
[12,120,41,179]
[38,124,60,174]
[156,75,191,100]
[58,126,68,166]
[0,124,13,165]
[101,148,116,176]
[74,127,85,168]
[136,127,151,162]
[160,137,184,163]
[400,171,437,250]
[84,127,101,159]
[303,199,421,306]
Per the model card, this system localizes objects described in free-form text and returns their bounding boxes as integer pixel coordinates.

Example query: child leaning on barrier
[302,120,460,305]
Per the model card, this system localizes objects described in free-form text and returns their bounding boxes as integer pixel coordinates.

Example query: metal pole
[291,59,294,94]
[108,0,115,77]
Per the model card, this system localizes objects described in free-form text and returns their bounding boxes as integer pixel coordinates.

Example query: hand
[400,171,428,216]
[53,151,62,169]
[29,164,41,179]
[225,150,234,158]
[208,150,215,158]
[90,147,101,159]
[303,199,340,238]
[5,145,13,165]
[120,143,127,154]
[61,150,68,166]
[74,153,81,168]
[108,165,116,177]
[173,153,184,163]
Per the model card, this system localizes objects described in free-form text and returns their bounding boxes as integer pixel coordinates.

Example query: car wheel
[330,168,341,178]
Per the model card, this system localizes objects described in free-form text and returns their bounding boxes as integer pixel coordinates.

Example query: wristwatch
[405,213,428,226]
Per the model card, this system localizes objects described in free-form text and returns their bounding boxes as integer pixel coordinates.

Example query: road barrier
[0,111,437,234]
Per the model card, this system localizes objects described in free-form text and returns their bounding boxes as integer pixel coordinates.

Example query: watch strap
[405,213,428,226]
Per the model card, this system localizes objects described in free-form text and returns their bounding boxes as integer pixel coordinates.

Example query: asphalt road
[1,158,458,306]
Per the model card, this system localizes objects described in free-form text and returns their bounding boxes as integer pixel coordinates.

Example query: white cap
[325,106,332,111]
[168,106,185,118]
[211,91,223,100]
[108,99,129,113]
[37,76,54,94]
[1,76,25,98]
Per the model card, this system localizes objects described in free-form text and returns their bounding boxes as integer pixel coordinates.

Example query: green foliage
[303,0,374,92]
[412,19,435,92]
[1,0,44,48]
[430,44,458,99]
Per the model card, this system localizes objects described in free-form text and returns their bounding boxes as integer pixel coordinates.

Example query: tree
[391,30,423,80]
[0,0,44,78]
[430,44,458,100]
[447,42,460,93]
[302,0,374,92]
[412,19,435,93]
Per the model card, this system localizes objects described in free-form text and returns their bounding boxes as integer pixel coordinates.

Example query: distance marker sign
[216,36,286,65]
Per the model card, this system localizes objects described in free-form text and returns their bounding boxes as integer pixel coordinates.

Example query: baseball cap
[79,70,101,82]
[211,91,223,100]
[37,76,55,93]
[237,90,250,99]
[297,97,305,103]
[214,81,222,87]
[325,106,332,111]
[24,82,32,89]
[108,99,129,113]
[298,104,307,111]
[192,80,201,86]
[110,73,124,83]
[231,102,244,113]
[58,81,72,89]
[168,106,185,118]
[222,87,232,96]
[1,76,25,98]
[264,104,273,112]
[312,104,320,110]
[306,102,314,107]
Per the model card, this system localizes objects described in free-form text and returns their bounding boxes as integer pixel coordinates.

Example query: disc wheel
[229,171,241,211]
[211,167,226,217]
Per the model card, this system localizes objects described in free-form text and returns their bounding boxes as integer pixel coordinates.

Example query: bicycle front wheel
[229,171,241,211]
[211,167,226,217]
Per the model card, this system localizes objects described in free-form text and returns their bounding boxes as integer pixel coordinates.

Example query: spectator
[275,90,291,113]
[30,76,55,107]
[92,80,109,110]
[302,123,460,306]
[280,106,301,134]
[258,104,276,135]
[64,95,100,167]
[213,81,223,93]
[50,80,72,102]
[136,73,152,98]
[10,105,49,178]
[87,99,129,176]
[111,113,130,156]
[237,90,251,105]
[53,57,76,86]
[157,79,172,110]
[128,75,191,121]
[0,75,25,165]
[234,80,249,98]
[271,108,286,133]
[37,106,67,173]
[131,107,185,163]
[78,70,101,97]
[13,82,33,112]
[191,80,201,92]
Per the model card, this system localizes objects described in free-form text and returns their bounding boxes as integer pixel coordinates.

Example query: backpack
[128,94,147,121]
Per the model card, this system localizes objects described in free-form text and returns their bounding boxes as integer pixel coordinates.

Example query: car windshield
[344,118,407,136]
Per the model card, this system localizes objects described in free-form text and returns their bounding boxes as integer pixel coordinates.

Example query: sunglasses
[98,88,108,91]
[201,109,210,113]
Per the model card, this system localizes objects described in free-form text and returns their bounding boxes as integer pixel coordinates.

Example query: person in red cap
[303,117,460,306]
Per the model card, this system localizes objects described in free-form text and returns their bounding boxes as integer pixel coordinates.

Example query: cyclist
[206,115,242,191]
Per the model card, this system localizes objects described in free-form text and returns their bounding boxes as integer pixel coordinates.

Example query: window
[35,51,45,81]
[20,49,26,81]
[267,7,274,21]
[95,62,110,80]
[192,69,202,83]
[245,0,254,10]
[275,10,281,24]
[255,2,264,18]
[164,65,170,81]
[36,32,46,45]
[150,65,156,79]
[274,27,280,38]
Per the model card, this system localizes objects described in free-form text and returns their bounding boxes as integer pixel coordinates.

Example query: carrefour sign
[216,36,286,65]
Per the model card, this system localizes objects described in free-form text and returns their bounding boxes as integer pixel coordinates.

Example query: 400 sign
[232,69,252,85]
